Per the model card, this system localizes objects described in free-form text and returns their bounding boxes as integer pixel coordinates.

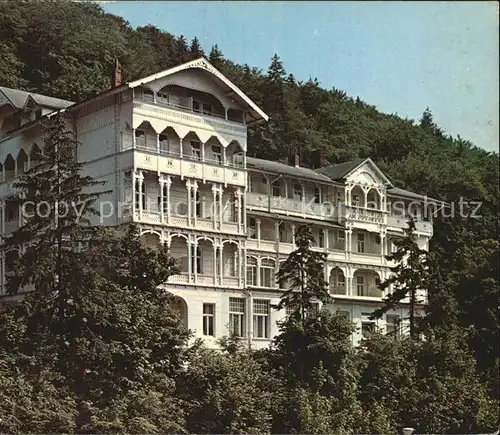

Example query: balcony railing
[133,100,247,137]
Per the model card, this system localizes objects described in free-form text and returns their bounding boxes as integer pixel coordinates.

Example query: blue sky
[101,1,498,153]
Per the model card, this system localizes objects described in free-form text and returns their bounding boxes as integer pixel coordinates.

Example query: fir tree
[209,44,223,64]
[275,224,331,321]
[189,36,205,58]
[2,112,107,297]
[370,218,432,339]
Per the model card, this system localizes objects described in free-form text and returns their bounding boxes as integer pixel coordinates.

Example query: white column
[132,128,136,149]
[187,240,192,283]
[256,219,261,248]
[222,147,226,166]
[193,241,198,284]
[201,141,205,162]
[275,220,280,244]
[219,245,224,284]
[159,176,165,223]
[193,181,198,227]
[291,224,296,245]
[165,175,171,224]
[179,137,183,158]
[324,229,329,250]
[186,180,192,227]
[136,171,144,220]
[218,186,224,230]
[363,187,368,208]
[156,133,160,154]
[345,229,352,260]
[213,244,218,286]
[212,185,217,230]
[236,188,243,233]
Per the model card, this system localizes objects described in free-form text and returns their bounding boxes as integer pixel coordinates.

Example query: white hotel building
[0,58,436,348]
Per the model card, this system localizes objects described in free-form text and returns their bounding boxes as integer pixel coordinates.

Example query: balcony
[129,149,246,188]
[345,206,386,225]
[387,215,433,236]
[246,192,329,220]
[133,100,247,141]
[125,207,241,235]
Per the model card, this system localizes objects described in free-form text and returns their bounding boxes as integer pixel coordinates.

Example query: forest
[0,1,498,433]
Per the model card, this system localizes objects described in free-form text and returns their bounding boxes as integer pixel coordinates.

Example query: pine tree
[263,53,286,114]
[275,224,331,321]
[189,36,205,58]
[420,107,444,137]
[370,218,431,339]
[2,113,107,295]
[209,44,223,64]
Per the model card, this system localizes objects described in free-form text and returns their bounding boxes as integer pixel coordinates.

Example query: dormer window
[272,181,281,197]
[35,108,42,120]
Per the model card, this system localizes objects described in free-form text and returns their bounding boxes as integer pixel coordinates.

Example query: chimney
[111,58,122,88]
[288,149,300,168]
[311,149,324,169]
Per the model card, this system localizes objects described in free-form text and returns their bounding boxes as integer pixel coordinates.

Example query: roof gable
[128,58,268,124]
[345,158,392,187]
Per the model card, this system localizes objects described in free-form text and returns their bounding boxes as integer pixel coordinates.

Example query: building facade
[0,58,436,348]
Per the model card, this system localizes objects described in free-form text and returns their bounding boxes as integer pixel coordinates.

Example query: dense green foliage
[0,1,498,433]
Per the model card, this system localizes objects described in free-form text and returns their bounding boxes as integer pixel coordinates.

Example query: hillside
[1,0,498,391]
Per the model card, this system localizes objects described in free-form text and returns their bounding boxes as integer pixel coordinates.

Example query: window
[293,184,302,200]
[248,217,257,239]
[203,303,215,336]
[191,246,202,274]
[157,184,168,214]
[135,180,146,210]
[314,187,321,204]
[229,297,245,337]
[246,257,257,286]
[375,235,381,245]
[336,190,343,205]
[278,223,287,243]
[356,276,365,296]
[337,310,350,320]
[352,194,360,207]
[143,89,154,102]
[135,130,146,148]
[253,299,270,338]
[335,272,345,289]
[159,134,169,154]
[386,315,400,338]
[272,180,281,197]
[193,100,212,115]
[318,230,325,248]
[192,190,201,218]
[260,259,275,288]
[357,233,365,253]
[307,302,320,318]
[286,305,295,317]
[157,91,169,104]
[362,321,375,338]
[191,141,201,160]
[212,144,222,164]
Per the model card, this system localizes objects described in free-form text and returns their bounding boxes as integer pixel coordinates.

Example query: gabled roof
[0,86,74,110]
[315,159,365,180]
[128,57,268,124]
[316,158,392,186]
[247,157,334,184]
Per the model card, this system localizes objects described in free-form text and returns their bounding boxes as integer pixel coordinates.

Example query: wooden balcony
[128,149,246,188]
